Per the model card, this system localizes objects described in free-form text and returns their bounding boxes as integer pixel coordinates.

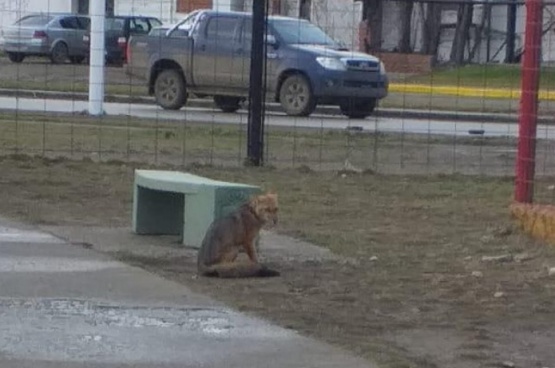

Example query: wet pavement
[0,219,377,368]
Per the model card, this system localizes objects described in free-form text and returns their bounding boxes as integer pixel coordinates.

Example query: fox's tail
[198,262,280,278]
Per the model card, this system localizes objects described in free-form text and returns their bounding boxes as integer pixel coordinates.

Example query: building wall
[114,0,238,25]
[0,0,72,32]
[309,0,362,49]
[114,0,177,23]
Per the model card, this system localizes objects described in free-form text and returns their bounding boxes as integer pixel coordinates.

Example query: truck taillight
[119,37,129,63]
[126,41,131,63]
[33,30,47,39]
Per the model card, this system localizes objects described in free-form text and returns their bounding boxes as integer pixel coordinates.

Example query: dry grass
[0,111,530,176]
[1,155,555,367]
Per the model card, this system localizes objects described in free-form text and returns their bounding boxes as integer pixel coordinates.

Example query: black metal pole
[246,0,267,166]
[505,0,517,63]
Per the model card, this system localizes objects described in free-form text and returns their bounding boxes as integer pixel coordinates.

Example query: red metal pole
[515,0,543,203]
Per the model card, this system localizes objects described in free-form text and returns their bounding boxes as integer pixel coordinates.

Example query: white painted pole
[88,0,106,116]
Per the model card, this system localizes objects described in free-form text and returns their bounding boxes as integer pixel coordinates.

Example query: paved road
[0,219,377,368]
[3,95,554,139]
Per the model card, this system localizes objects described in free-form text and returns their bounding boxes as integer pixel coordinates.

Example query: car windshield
[177,11,200,31]
[269,18,336,46]
[150,18,163,28]
[15,15,53,26]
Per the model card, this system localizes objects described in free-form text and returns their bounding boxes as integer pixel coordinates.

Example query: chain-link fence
[0,0,553,177]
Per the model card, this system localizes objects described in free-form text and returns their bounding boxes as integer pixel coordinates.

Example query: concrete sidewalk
[0,87,529,124]
[0,218,376,368]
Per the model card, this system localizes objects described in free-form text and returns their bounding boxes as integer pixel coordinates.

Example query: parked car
[126,10,388,119]
[2,13,90,64]
[83,15,163,66]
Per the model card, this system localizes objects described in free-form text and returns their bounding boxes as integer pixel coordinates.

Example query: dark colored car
[83,15,163,66]
[2,13,90,64]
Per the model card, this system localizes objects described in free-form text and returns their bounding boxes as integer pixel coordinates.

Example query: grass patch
[0,78,148,96]
[0,111,522,175]
[403,64,555,90]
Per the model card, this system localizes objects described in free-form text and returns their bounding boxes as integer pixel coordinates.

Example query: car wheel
[154,69,187,110]
[50,42,69,64]
[106,57,124,67]
[278,74,316,117]
[69,55,85,64]
[7,52,25,63]
[213,96,242,113]
[339,98,377,119]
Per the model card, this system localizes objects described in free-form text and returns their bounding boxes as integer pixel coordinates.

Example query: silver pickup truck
[126,9,388,119]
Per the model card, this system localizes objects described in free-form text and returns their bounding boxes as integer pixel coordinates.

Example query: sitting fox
[197,192,281,278]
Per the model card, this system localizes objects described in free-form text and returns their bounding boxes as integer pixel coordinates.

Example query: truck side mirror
[265,34,278,48]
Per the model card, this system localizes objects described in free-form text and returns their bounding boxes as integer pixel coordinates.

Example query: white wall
[114,0,177,24]
[0,0,72,33]
[310,0,362,49]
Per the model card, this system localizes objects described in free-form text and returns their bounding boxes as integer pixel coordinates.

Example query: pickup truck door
[192,15,242,89]
[232,18,279,92]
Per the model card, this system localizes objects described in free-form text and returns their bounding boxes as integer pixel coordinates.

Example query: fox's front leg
[244,239,259,263]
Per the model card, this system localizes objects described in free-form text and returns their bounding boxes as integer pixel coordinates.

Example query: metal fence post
[246,0,268,166]
[515,0,543,203]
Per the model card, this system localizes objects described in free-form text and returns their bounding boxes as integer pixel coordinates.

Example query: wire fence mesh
[0,0,552,178]
[3,4,555,366]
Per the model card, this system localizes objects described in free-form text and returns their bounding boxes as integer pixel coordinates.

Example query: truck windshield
[269,19,336,46]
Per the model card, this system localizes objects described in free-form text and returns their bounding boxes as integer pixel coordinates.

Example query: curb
[0,87,538,124]
[389,83,555,101]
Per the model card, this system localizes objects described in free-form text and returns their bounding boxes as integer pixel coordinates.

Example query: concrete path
[0,219,377,368]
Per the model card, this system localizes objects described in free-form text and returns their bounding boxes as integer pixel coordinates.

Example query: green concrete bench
[132,170,260,248]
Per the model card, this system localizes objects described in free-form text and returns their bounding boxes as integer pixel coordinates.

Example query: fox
[197,192,281,278]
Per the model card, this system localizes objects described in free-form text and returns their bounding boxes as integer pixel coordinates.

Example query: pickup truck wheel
[339,98,377,119]
[7,52,25,63]
[213,96,242,113]
[154,69,187,110]
[279,74,316,117]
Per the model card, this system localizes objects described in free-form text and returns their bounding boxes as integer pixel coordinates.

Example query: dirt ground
[0,155,555,368]
[3,55,555,114]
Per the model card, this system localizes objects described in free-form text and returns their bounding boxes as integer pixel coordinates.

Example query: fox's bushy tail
[198,262,280,278]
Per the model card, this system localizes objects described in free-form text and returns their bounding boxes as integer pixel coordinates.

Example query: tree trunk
[363,0,383,52]
[450,3,474,65]
[469,4,491,62]
[398,0,414,53]
[422,2,442,57]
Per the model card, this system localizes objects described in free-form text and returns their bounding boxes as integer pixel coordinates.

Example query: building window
[176,0,213,13]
